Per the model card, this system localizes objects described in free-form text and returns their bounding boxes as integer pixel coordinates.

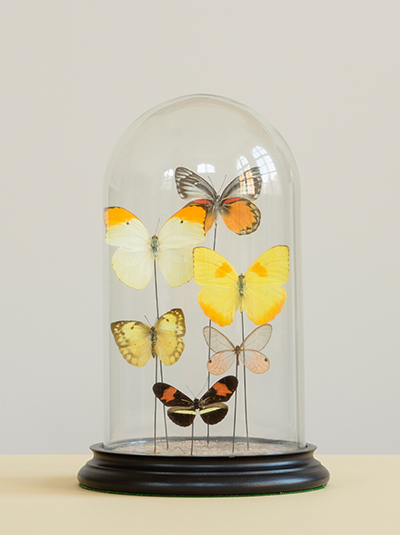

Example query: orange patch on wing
[104,207,137,228]
[161,386,177,403]
[213,382,232,396]
[173,204,207,226]
[215,262,233,278]
[198,298,232,327]
[250,262,268,277]
[221,199,260,235]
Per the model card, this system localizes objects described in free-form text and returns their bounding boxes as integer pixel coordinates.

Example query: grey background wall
[1,0,399,454]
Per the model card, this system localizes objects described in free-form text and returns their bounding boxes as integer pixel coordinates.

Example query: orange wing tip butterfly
[175,167,262,235]
[104,205,207,289]
[153,376,239,427]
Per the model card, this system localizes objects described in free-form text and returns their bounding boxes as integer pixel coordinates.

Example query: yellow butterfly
[105,205,207,289]
[111,308,186,367]
[193,246,289,327]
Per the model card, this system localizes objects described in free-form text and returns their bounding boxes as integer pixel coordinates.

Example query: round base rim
[77,441,330,496]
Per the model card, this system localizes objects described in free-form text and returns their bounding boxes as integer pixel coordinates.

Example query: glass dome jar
[78,94,329,495]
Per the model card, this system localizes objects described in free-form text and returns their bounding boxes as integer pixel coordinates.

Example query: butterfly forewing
[153,383,193,407]
[175,167,217,201]
[200,376,238,405]
[220,167,262,201]
[203,326,235,352]
[240,324,273,352]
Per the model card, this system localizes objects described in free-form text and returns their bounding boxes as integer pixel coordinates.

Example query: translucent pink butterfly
[204,324,273,375]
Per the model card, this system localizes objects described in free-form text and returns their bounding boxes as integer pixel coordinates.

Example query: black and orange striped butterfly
[175,167,262,235]
[153,376,238,427]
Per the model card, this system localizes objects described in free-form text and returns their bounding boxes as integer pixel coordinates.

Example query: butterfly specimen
[104,205,207,289]
[111,308,186,367]
[153,376,239,427]
[175,167,262,235]
[204,324,273,375]
[193,245,289,327]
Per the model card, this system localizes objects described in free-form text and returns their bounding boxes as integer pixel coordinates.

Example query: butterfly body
[111,308,186,367]
[175,167,262,235]
[153,376,238,427]
[204,325,273,375]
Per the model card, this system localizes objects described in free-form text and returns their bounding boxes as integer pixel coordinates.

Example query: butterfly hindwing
[198,403,229,425]
[207,350,237,375]
[240,350,270,374]
[219,198,261,235]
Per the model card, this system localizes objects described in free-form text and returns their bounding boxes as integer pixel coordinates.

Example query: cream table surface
[0,454,399,535]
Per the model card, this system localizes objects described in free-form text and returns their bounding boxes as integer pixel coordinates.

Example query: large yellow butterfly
[193,246,289,327]
[111,308,186,367]
[105,205,207,289]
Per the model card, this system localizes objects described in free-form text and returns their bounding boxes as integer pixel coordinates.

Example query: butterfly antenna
[207,174,216,190]
[154,218,161,236]
[196,377,209,399]
[144,315,151,325]
[186,385,196,399]
[218,174,227,195]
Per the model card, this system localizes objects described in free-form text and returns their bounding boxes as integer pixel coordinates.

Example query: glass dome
[78,94,329,495]
[104,94,304,456]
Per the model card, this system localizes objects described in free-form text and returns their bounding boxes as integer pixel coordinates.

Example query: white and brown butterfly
[153,376,238,427]
[175,167,262,235]
[204,324,273,375]
[111,308,186,367]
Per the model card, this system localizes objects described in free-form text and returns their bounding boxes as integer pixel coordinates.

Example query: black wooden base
[77,440,329,496]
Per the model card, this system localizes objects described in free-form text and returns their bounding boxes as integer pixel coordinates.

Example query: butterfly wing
[240,324,273,351]
[157,204,207,287]
[220,167,262,200]
[219,198,261,235]
[243,246,289,324]
[193,248,240,327]
[240,350,270,374]
[111,321,152,367]
[200,376,239,404]
[199,376,238,425]
[207,351,237,375]
[203,326,235,352]
[174,167,217,201]
[105,207,153,289]
[198,403,229,425]
[153,382,195,427]
[154,309,186,366]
